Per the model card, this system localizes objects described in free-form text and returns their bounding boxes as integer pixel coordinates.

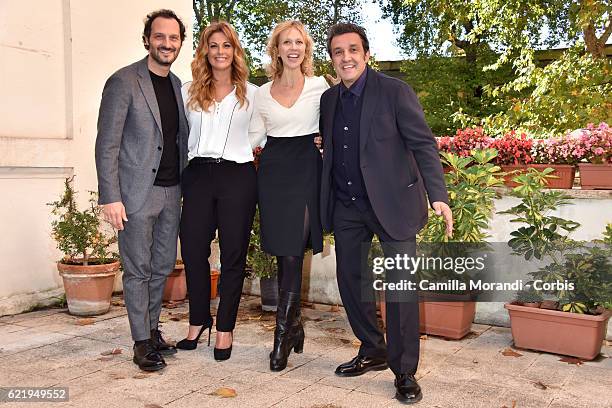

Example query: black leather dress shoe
[395,373,423,404]
[335,355,388,377]
[133,341,166,372]
[151,329,177,355]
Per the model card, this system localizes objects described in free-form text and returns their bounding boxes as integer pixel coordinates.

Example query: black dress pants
[333,200,420,375]
[180,159,257,332]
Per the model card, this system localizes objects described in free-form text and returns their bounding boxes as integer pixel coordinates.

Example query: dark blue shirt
[332,69,369,211]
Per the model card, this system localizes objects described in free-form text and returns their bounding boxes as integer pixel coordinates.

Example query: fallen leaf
[262,323,276,331]
[209,387,237,398]
[75,318,95,326]
[144,404,163,408]
[351,339,361,348]
[419,335,428,340]
[330,304,340,312]
[248,315,263,320]
[111,299,125,307]
[133,373,149,379]
[472,359,479,364]
[559,356,584,365]
[96,356,113,361]
[158,316,169,323]
[169,312,189,321]
[501,348,523,357]
[533,381,547,390]
[501,401,517,408]
[324,327,345,334]
[109,373,126,380]
[100,348,123,356]
[164,302,179,309]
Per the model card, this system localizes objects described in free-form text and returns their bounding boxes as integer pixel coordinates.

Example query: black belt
[190,157,229,164]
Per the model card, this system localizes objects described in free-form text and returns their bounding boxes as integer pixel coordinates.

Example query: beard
[149,46,179,66]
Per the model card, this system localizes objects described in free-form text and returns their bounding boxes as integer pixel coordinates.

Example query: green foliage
[515,286,543,304]
[247,209,276,279]
[526,240,612,314]
[499,168,579,260]
[48,177,118,265]
[419,148,504,243]
[193,0,362,64]
[481,47,612,134]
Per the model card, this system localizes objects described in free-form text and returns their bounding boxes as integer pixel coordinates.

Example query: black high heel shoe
[176,322,212,350]
[214,332,233,361]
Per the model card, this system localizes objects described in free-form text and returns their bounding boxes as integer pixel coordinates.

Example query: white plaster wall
[0,0,193,315]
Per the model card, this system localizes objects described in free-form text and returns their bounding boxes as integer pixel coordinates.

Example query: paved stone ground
[0,295,610,408]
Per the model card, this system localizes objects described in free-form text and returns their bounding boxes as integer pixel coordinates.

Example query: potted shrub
[575,122,612,189]
[417,148,504,339]
[48,176,120,316]
[515,287,543,308]
[489,131,534,187]
[501,171,611,359]
[247,208,278,311]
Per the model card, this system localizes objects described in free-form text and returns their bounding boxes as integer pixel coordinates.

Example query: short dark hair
[142,9,186,49]
[326,23,369,57]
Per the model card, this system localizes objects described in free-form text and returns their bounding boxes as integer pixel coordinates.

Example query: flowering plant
[489,131,534,165]
[531,134,583,165]
[436,127,491,157]
[572,123,612,164]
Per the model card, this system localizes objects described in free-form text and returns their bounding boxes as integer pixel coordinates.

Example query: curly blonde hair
[265,20,314,80]
[188,21,249,112]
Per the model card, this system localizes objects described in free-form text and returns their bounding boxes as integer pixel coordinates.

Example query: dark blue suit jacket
[319,66,448,240]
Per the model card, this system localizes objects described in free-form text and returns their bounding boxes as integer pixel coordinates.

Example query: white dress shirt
[181,82,258,163]
[249,76,329,148]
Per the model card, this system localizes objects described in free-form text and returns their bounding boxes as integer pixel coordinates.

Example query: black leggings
[276,207,310,293]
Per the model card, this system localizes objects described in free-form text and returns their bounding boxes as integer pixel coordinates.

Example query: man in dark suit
[95,9,189,371]
[319,23,453,404]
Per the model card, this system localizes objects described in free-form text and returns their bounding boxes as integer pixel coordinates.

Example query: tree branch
[193,0,202,23]
[597,14,612,46]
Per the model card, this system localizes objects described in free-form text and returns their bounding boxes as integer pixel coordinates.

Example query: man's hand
[102,201,128,230]
[432,201,453,237]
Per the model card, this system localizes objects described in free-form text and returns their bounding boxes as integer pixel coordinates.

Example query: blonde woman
[178,21,257,361]
[249,20,329,371]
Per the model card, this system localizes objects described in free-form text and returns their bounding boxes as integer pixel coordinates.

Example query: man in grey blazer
[95,9,189,371]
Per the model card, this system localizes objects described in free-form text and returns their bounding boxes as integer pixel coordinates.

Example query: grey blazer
[95,57,189,214]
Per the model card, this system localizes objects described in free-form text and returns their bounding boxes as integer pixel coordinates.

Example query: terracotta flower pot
[502,164,576,189]
[57,260,120,316]
[418,292,476,339]
[500,164,528,187]
[578,163,612,190]
[505,303,611,360]
[163,263,186,302]
[529,164,576,189]
[210,269,221,299]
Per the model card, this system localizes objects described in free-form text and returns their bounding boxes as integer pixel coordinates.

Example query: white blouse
[249,75,329,148]
[181,82,258,163]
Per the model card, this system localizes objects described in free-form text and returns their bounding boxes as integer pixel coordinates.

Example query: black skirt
[257,134,323,256]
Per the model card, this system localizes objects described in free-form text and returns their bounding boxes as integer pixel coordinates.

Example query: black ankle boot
[270,290,303,371]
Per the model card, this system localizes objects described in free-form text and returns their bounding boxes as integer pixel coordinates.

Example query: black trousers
[180,160,257,332]
[333,200,419,375]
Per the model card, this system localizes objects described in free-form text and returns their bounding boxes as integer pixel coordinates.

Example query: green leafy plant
[247,209,276,279]
[499,168,579,260]
[515,286,543,304]
[48,176,118,265]
[503,170,611,314]
[420,148,504,243]
[416,149,503,293]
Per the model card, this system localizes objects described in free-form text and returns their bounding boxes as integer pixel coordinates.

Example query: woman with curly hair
[177,21,257,361]
[249,20,329,371]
